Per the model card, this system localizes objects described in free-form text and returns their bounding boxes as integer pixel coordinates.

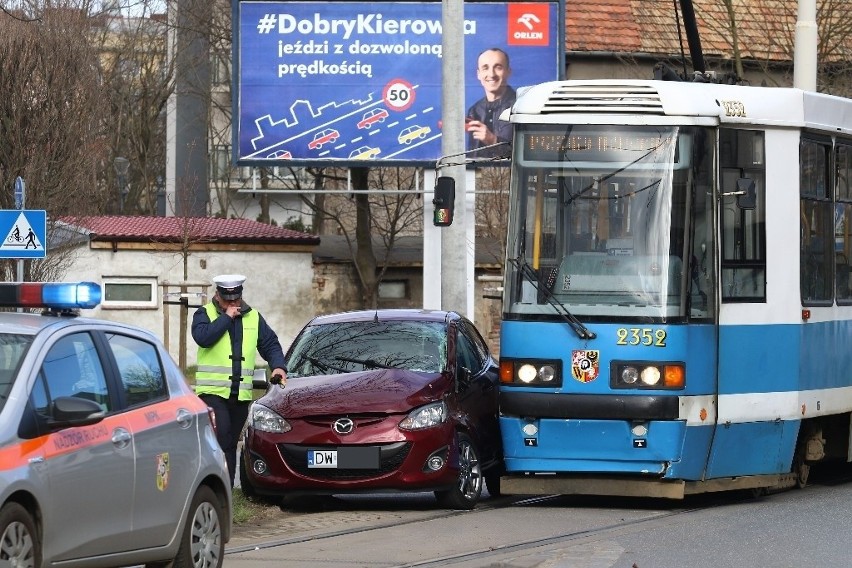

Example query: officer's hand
[270,369,287,387]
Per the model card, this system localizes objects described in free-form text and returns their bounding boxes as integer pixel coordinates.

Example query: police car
[0,282,231,568]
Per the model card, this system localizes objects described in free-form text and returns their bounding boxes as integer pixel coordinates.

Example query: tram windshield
[504,124,715,321]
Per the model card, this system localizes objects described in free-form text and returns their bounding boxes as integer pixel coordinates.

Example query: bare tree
[0,3,109,282]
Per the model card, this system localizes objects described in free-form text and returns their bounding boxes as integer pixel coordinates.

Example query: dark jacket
[191,300,287,396]
[466,86,517,158]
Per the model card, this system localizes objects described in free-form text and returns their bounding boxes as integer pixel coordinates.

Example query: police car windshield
[0,333,34,410]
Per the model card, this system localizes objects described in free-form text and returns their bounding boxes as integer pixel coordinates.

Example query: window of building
[102,277,158,309]
[378,280,408,299]
[210,145,230,181]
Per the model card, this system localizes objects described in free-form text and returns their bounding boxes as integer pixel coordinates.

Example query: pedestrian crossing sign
[0,210,46,259]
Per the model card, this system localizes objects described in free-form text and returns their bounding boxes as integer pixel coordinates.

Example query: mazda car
[0,281,231,568]
[241,309,502,509]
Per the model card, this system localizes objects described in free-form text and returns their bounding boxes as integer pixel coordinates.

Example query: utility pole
[793,0,817,91]
[440,0,467,312]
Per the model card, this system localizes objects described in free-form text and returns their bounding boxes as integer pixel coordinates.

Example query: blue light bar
[0,282,102,309]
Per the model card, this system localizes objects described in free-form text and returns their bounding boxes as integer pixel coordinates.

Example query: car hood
[259,369,450,417]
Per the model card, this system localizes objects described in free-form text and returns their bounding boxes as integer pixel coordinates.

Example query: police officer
[191,274,287,487]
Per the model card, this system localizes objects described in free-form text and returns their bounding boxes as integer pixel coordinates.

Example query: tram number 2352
[616,328,667,347]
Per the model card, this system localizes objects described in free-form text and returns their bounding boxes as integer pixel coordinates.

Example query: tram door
[706,128,790,478]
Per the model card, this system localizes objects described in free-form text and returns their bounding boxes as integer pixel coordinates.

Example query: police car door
[102,331,199,548]
[32,331,136,560]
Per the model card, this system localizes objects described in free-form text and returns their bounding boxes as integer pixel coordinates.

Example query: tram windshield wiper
[508,257,596,340]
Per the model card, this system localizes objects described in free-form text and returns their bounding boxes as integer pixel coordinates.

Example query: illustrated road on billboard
[234,1,561,165]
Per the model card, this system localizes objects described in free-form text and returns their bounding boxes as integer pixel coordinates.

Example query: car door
[100,331,201,548]
[453,321,501,462]
[30,331,137,561]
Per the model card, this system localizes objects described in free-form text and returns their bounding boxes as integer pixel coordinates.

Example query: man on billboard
[466,47,516,159]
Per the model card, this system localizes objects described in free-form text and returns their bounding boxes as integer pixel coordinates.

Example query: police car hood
[261,369,449,416]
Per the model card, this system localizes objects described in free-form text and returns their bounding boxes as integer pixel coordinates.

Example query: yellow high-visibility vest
[195,304,259,401]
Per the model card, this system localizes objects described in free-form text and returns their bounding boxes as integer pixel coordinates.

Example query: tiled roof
[58,215,320,245]
[566,0,843,64]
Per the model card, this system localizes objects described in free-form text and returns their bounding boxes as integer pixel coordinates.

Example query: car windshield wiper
[305,356,349,374]
[508,256,596,340]
[335,356,395,370]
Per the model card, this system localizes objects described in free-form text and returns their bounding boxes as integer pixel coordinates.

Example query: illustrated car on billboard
[266,149,292,159]
[308,129,340,150]
[398,125,432,145]
[357,108,389,129]
[348,146,381,160]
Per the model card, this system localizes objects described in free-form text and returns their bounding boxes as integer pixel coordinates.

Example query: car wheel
[0,502,41,568]
[435,432,483,510]
[172,485,225,568]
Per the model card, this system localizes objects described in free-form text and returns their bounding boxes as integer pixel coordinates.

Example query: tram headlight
[500,360,562,387]
[611,362,685,390]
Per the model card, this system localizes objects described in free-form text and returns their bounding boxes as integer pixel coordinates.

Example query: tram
[497,79,852,498]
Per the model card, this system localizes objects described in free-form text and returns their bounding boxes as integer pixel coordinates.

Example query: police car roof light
[0,282,102,309]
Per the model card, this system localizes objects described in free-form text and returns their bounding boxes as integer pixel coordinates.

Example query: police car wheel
[173,485,225,568]
[0,502,41,568]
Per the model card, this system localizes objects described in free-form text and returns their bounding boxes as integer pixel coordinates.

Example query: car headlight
[249,403,292,433]
[499,359,561,387]
[611,362,685,389]
[399,401,447,431]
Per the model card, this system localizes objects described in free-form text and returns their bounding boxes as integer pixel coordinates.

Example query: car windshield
[286,320,446,377]
[0,333,34,412]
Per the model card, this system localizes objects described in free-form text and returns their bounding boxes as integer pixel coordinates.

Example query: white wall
[62,244,316,369]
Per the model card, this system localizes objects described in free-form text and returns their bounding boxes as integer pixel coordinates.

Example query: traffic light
[433,176,455,226]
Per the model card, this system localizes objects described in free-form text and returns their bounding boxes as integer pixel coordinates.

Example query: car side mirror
[49,396,105,429]
[457,366,471,393]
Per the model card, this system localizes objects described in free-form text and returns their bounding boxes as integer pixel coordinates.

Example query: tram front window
[504,125,714,321]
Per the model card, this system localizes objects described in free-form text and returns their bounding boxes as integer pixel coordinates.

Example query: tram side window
[800,137,833,305]
[720,129,766,302]
[835,143,852,303]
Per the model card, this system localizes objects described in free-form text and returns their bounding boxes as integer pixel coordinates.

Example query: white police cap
[212,274,246,300]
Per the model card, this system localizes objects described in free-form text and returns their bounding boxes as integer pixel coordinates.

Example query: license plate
[307,450,337,468]
[307,447,380,469]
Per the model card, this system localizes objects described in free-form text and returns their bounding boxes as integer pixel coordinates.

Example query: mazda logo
[333,418,355,435]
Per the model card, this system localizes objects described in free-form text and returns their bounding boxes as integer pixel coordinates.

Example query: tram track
[224,464,852,567]
[224,493,708,566]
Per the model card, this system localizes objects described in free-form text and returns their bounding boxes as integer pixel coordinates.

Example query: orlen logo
[507,3,549,46]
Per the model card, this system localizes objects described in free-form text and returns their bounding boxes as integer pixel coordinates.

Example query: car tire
[435,432,483,510]
[0,502,41,568]
[172,485,225,568]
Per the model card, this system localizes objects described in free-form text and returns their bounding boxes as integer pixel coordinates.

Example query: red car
[308,128,340,150]
[240,309,503,509]
[357,108,389,129]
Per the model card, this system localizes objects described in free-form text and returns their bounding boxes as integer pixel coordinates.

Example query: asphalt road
[224,463,852,567]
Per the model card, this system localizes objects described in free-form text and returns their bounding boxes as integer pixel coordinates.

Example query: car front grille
[278,442,411,480]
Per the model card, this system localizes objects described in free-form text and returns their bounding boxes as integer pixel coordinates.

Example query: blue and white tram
[497,79,852,498]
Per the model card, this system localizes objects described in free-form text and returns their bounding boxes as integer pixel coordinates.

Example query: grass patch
[232,488,272,524]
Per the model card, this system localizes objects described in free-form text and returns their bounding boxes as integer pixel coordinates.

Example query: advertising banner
[234,1,561,165]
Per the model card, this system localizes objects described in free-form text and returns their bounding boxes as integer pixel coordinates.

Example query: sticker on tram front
[633,439,647,448]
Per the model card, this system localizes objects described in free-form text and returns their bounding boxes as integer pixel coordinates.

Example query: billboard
[233,1,562,166]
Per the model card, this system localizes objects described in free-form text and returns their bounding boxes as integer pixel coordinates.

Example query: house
[56,216,319,368]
